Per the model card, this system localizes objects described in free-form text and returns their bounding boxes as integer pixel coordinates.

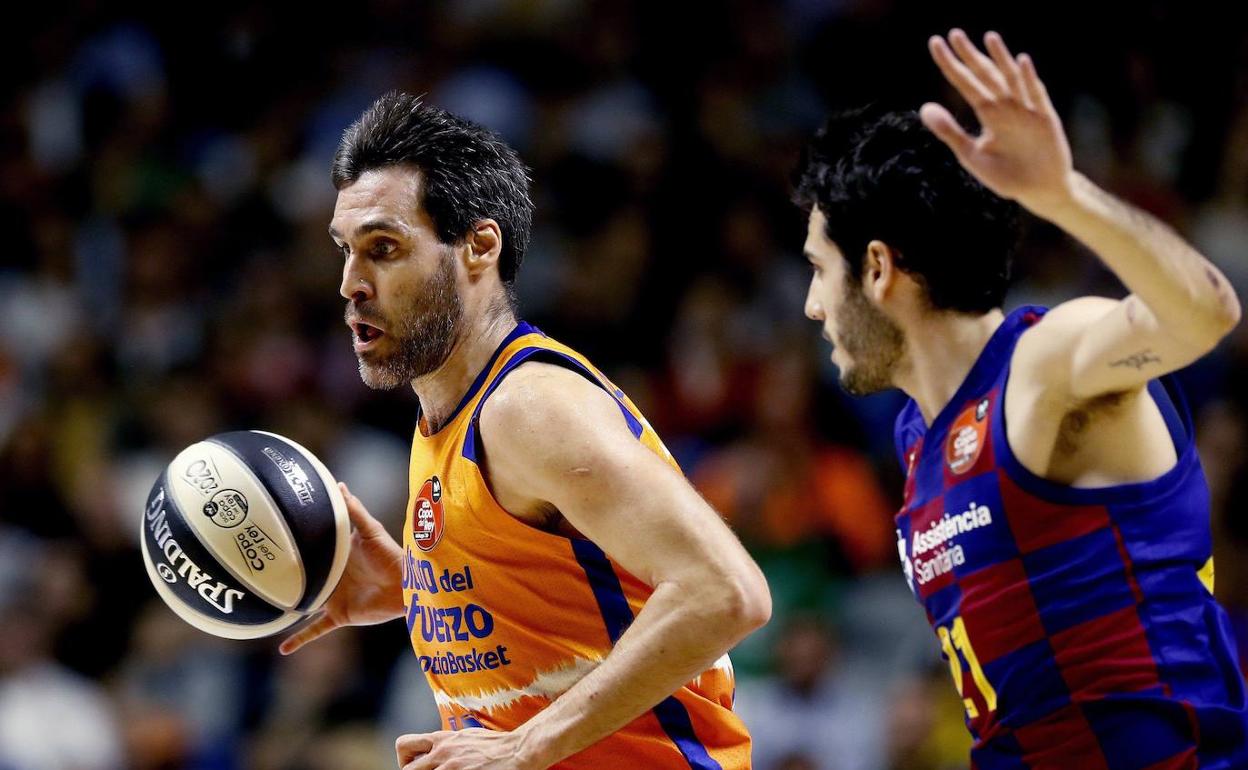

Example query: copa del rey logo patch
[946,397,990,474]
[413,476,445,552]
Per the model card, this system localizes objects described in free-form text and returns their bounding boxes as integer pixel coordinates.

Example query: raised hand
[279,482,406,654]
[921,29,1075,217]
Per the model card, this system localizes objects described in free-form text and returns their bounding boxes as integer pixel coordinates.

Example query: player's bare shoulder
[478,360,626,452]
[475,360,635,528]
[1011,297,1119,390]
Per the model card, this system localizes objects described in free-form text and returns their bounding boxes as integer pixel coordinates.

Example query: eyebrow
[328,218,406,240]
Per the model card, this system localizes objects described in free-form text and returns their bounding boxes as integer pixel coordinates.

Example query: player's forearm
[1040,171,1241,346]
[512,577,768,768]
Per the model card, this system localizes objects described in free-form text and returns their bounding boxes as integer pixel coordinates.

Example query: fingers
[932,29,1046,117]
[339,482,386,537]
[928,33,994,107]
[983,31,1028,107]
[396,733,435,765]
[277,611,339,655]
[1018,52,1054,114]
[919,103,975,159]
[947,28,1009,97]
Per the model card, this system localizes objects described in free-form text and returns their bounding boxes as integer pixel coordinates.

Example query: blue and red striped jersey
[893,305,1248,769]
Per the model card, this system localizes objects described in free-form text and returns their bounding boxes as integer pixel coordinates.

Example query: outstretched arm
[922,29,1240,398]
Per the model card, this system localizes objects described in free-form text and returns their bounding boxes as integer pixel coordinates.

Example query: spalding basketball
[140,430,350,639]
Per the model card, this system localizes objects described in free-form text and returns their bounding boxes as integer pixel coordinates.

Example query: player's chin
[840,375,873,396]
[840,366,890,396]
[356,357,405,391]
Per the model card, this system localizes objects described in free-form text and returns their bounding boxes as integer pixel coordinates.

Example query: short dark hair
[332,92,534,286]
[794,108,1019,314]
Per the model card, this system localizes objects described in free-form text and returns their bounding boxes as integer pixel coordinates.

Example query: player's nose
[340,257,374,303]
[804,287,824,321]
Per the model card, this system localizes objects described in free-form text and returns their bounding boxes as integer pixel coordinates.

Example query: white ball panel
[167,441,306,610]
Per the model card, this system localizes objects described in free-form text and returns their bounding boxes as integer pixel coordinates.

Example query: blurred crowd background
[2,2,1247,769]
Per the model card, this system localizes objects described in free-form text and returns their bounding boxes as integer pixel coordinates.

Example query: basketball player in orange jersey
[796,30,1246,768]
[276,93,771,770]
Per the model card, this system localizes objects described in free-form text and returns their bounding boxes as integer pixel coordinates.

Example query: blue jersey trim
[991,364,1200,506]
[652,698,726,770]
[1152,375,1192,448]
[570,538,634,644]
[419,321,542,437]
[461,347,644,464]
[893,400,923,470]
[570,539,723,770]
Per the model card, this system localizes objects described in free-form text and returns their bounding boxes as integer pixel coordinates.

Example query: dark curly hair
[332,92,534,286]
[794,108,1019,314]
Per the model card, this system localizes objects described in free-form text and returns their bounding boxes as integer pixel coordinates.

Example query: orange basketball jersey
[400,321,751,770]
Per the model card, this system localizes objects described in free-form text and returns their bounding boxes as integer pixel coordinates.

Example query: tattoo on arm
[1109,349,1161,370]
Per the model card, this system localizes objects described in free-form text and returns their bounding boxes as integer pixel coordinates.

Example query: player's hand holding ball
[279,481,406,654]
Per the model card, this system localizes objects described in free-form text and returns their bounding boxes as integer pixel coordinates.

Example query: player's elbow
[715,565,772,636]
[1184,298,1241,354]
[1160,290,1241,355]
[1196,277,1242,343]
[1214,290,1242,336]
[739,579,773,632]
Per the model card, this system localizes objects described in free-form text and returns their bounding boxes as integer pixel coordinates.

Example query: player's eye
[371,240,396,257]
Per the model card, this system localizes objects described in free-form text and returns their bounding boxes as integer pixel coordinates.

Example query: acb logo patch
[946,398,990,475]
[413,476,445,552]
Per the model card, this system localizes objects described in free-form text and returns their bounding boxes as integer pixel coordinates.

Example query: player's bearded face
[834,276,905,395]
[350,252,463,389]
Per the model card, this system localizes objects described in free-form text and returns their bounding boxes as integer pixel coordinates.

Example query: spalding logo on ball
[140,431,351,639]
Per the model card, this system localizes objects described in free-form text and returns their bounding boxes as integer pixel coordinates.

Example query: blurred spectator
[0,549,124,770]
[247,628,378,770]
[114,603,245,770]
[693,343,895,571]
[735,616,887,770]
[883,665,973,770]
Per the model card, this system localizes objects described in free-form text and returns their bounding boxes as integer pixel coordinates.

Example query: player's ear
[863,239,898,302]
[463,219,502,278]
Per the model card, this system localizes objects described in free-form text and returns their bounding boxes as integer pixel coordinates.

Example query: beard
[349,253,464,390]
[835,281,905,396]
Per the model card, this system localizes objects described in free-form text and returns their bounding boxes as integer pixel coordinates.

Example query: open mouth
[351,320,385,351]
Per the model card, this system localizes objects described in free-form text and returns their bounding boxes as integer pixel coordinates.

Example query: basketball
[139,431,351,639]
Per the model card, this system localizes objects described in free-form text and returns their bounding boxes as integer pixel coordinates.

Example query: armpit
[1054,392,1128,457]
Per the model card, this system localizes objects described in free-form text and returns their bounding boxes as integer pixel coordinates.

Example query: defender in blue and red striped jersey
[794,29,1246,769]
